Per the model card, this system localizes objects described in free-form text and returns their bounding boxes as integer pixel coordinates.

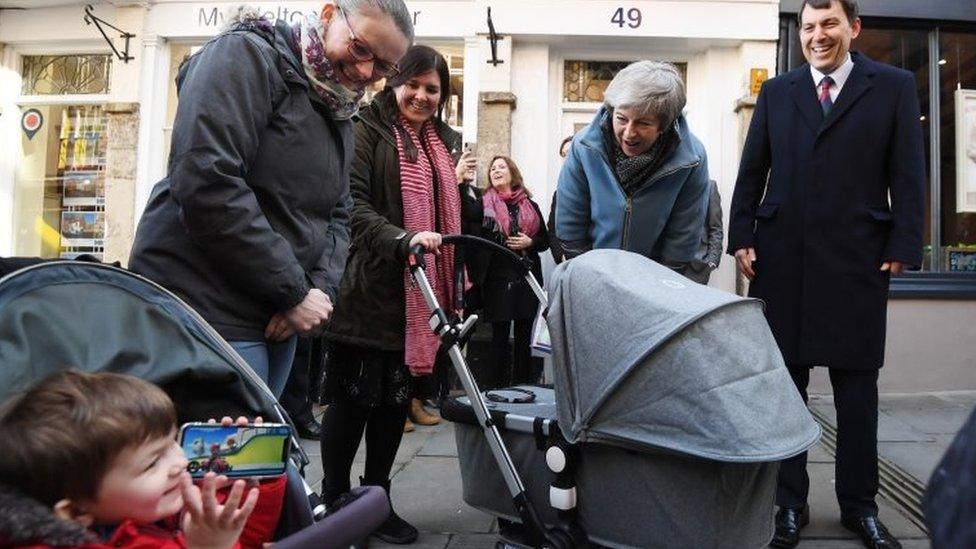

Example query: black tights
[320,400,409,504]
[489,319,537,389]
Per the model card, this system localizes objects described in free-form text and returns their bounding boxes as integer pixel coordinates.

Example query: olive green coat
[326,90,462,351]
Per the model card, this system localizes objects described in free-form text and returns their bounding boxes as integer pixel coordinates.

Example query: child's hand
[208,416,264,427]
[181,472,258,549]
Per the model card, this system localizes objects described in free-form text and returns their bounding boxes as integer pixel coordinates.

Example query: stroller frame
[407,235,586,548]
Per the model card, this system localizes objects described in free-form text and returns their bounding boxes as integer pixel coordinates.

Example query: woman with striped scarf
[322,45,462,545]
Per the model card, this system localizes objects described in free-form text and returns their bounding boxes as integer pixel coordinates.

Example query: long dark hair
[385,45,452,123]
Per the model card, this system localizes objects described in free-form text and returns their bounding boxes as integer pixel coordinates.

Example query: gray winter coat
[130,19,352,341]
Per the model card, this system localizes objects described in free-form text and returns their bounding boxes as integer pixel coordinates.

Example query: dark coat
[925,405,976,549]
[471,198,549,322]
[326,90,462,351]
[129,20,352,341]
[727,52,926,370]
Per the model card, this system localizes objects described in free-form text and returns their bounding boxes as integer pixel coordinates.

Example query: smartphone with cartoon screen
[178,422,292,479]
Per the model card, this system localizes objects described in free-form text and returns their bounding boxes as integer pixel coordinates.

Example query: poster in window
[955,89,976,213]
[62,171,104,207]
[60,211,105,248]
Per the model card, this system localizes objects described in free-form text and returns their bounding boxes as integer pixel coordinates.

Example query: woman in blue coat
[555,61,710,275]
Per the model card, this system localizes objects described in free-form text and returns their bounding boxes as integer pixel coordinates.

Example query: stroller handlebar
[408,234,533,274]
[408,234,547,309]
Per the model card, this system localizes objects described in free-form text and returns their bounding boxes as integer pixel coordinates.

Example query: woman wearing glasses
[129,1,412,397]
[322,45,462,544]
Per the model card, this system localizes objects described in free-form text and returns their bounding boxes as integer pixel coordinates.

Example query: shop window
[21,55,111,95]
[563,60,687,103]
[856,27,934,268]
[938,31,976,272]
[13,105,107,260]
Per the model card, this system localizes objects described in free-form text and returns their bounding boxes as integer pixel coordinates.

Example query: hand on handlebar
[410,231,443,256]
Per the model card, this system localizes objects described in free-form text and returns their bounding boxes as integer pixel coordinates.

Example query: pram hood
[0,261,282,423]
[547,250,820,462]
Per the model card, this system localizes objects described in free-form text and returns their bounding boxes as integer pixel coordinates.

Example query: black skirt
[322,341,411,408]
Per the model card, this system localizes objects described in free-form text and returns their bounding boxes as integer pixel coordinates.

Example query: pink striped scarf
[395,119,461,376]
[482,186,540,238]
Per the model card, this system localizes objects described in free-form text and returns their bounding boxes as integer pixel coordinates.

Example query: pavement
[299,390,976,548]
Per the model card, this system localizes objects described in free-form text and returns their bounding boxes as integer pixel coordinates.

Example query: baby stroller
[0,258,388,548]
[408,240,821,548]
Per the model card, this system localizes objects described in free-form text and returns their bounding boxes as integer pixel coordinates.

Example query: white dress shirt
[810,53,854,102]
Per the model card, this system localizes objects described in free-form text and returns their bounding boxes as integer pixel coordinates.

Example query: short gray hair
[338,0,415,42]
[603,61,685,126]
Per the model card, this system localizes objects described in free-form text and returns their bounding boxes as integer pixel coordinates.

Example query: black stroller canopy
[547,250,820,462]
[0,261,281,423]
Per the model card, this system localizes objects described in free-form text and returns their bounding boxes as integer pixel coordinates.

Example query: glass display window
[562,60,687,104]
[13,105,107,259]
[939,31,976,272]
[21,55,111,95]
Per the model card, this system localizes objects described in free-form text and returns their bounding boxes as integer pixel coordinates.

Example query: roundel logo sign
[22,108,43,140]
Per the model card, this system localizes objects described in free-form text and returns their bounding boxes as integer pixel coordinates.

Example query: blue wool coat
[555,107,710,271]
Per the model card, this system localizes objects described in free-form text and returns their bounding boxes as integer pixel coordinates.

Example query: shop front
[0,3,144,263]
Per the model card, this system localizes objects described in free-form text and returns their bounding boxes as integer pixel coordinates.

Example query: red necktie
[819,76,834,115]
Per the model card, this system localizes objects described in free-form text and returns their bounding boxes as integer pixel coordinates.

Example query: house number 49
[611,7,643,28]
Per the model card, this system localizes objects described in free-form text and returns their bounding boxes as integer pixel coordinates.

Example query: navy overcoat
[727,52,926,370]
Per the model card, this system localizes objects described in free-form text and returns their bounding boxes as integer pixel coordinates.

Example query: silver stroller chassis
[407,235,587,548]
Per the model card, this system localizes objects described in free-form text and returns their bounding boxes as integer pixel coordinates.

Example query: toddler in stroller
[0,370,283,549]
[0,259,391,548]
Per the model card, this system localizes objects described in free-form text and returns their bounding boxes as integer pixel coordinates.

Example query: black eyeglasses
[337,6,400,78]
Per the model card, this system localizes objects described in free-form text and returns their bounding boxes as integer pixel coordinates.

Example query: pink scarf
[482,187,540,238]
[395,119,461,376]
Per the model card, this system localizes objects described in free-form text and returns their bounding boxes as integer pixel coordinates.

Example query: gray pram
[430,246,821,548]
[0,258,388,548]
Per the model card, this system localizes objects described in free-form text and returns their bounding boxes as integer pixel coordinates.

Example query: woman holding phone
[321,45,462,544]
[478,156,548,388]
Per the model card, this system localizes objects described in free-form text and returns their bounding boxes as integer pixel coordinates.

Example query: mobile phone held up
[178,422,292,479]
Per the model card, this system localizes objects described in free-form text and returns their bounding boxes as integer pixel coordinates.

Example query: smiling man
[727,1,925,548]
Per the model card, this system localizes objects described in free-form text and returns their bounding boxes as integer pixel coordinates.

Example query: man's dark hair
[798,0,859,24]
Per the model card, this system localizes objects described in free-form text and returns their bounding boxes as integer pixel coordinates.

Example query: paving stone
[799,463,924,540]
[808,441,833,463]
[372,532,450,549]
[797,540,928,548]
[877,410,936,443]
[390,455,496,535]
[879,438,952,482]
[447,533,505,547]
[883,405,971,436]
[418,421,460,457]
